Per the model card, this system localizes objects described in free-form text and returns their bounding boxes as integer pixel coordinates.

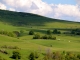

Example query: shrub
[77,54,80,59]
[53,29,61,34]
[52,37,56,40]
[29,30,34,35]
[0,49,8,54]
[48,35,52,39]
[13,31,20,37]
[20,30,24,36]
[33,34,40,39]
[47,30,51,35]
[8,32,17,37]
[29,52,35,60]
[11,50,21,59]
[42,35,48,39]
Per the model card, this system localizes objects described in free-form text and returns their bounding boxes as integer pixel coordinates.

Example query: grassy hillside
[0,9,80,60]
[0,9,80,29]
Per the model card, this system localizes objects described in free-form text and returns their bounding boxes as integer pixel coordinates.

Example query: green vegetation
[11,50,21,59]
[0,9,80,60]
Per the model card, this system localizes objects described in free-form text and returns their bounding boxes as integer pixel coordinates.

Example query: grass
[0,9,80,60]
[0,34,80,60]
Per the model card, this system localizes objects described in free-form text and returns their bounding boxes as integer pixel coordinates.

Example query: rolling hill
[0,9,80,29]
[0,9,80,60]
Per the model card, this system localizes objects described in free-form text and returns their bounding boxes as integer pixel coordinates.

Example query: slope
[0,9,80,29]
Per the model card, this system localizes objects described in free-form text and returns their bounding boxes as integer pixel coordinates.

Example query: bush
[29,30,34,35]
[77,54,80,59]
[11,50,21,59]
[52,37,56,40]
[8,32,17,37]
[42,35,48,39]
[48,35,52,39]
[20,30,24,36]
[47,30,51,35]
[33,34,40,39]
[53,29,61,34]
[13,31,20,37]
[29,52,35,60]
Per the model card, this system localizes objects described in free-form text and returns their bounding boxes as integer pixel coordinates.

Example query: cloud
[0,3,6,10]
[51,4,80,20]
[0,0,80,22]
[9,8,16,11]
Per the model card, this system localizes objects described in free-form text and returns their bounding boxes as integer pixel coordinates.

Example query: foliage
[29,30,34,35]
[11,50,21,59]
[70,29,80,35]
[0,30,17,37]
[13,31,20,37]
[53,29,61,34]
[47,30,51,35]
[43,51,80,60]
[33,34,56,40]
[42,35,48,39]
[33,33,40,39]
[20,30,24,36]
[29,52,35,60]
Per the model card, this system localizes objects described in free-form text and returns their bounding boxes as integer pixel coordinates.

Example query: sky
[0,0,80,22]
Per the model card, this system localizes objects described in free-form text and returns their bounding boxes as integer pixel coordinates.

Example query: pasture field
[0,10,80,60]
[0,34,80,60]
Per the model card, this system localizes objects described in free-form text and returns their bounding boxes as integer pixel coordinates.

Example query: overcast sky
[0,0,80,22]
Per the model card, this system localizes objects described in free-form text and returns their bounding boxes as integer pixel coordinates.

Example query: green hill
[0,9,80,29]
[0,9,80,60]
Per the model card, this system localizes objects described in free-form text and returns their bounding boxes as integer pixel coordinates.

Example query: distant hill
[0,9,80,28]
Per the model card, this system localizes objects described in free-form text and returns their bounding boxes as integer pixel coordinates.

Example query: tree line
[10,50,80,60]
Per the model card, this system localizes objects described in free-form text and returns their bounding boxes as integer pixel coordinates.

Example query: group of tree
[29,29,61,36]
[47,29,61,35]
[0,30,24,37]
[10,50,80,60]
[43,51,80,60]
[28,51,80,60]
[33,34,56,40]
[63,28,80,35]
[71,29,80,35]
[0,30,17,37]
[29,52,39,60]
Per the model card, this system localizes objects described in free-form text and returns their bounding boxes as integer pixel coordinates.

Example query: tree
[53,29,61,34]
[29,52,35,60]
[42,35,48,39]
[47,30,51,35]
[20,30,24,36]
[29,30,34,35]
[13,31,20,37]
[33,33,40,39]
[11,50,21,59]
[7,32,16,37]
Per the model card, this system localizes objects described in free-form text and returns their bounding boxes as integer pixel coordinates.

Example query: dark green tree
[29,52,35,60]
[53,29,61,34]
[42,35,48,39]
[47,30,51,35]
[33,33,40,39]
[29,30,34,35]
[11,50,21,59]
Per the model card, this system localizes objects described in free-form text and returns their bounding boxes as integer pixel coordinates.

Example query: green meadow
[0,9,80,60]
